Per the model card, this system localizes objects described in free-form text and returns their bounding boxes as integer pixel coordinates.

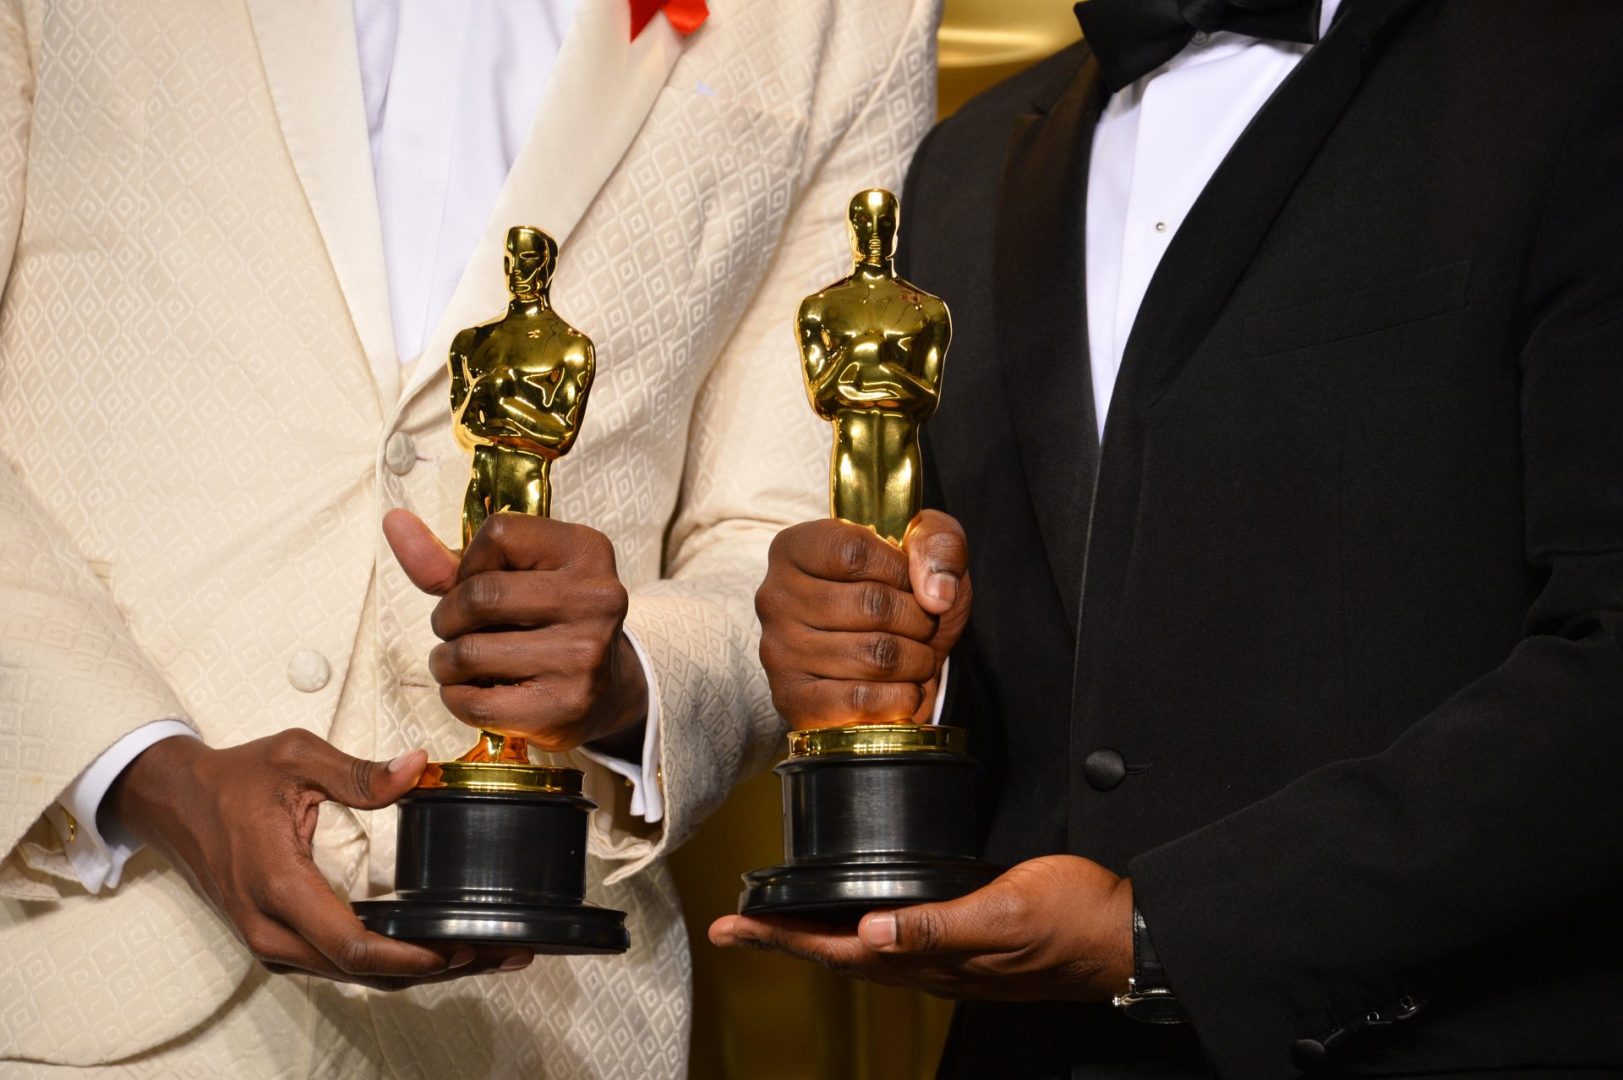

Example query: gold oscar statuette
[798,187,951,547]
[739,191,999,919]
[429,224,595,787]
[353,226,629,953]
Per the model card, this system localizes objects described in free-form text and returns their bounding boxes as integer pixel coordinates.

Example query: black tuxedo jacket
[899,1,1623,1076]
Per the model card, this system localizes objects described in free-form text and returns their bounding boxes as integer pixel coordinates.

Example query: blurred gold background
[666,3,1081,1077]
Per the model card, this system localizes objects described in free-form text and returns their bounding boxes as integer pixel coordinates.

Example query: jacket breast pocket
[1243,259,1473,358]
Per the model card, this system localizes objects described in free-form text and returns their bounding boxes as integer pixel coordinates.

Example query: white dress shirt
[355,0,578,362]
[52,0,666,894]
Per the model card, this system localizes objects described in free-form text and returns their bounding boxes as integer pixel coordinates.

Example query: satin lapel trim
[393,0,685,411]
[245,0,400,411]
[1103,0,1428,434]
[994,56,1104,636]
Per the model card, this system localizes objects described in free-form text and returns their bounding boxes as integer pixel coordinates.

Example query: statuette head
[847,189,899,267]
[504,225,558,303]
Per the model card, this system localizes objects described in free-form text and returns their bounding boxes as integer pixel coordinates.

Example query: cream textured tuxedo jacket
[0,0,937,1075]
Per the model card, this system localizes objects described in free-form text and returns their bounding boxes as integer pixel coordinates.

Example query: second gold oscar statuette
[738,190,1001,920]
[353,226,629,954]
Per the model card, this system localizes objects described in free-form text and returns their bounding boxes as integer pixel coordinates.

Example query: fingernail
[862,912,898,949]
[499,954,533,972]
[388,750,422,774]
[447,948,475,969]
[924,572,957,606]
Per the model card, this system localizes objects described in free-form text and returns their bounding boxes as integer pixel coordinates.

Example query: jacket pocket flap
[1244,258,1472,357]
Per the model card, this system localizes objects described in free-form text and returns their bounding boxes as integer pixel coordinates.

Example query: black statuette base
[738,739,1002,923]
[352,896,628,954]
[740,856,1000,923]
[353,786,628,955]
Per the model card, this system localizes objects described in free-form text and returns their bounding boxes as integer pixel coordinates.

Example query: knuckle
[562,636,601,677]
[580,527,618,569]
[862,634,902,676]
[463,574,506,620]
[255,874,292,916]
[924,521,966,559]
[450,634,487,672]
[768,681,791,716]
[758,633,787,673]
[855,583,896,626]
[832,532,870,579]
[559,678,595,721]
[334,935,374,975]
[587,634,614,673]
[587,579,629,620]
[993,884,1033,935]
[767,528,791,564]
[767,664,805,711]
[482,513,516,547]
[845,682,882,718]
[449,688,495,727]
[909,909,945,952]
[777,521,821,562]
[347,756,375,802]
[242,924,282,964]
[267,728,319,769]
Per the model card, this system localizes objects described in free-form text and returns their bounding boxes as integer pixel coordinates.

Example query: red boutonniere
[630,0,709,40]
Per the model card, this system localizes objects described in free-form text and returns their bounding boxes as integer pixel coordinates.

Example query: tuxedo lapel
[1104,0,1428,431]
[393,0,686,413]
[993,56,1105,635]
[245,0,400,410]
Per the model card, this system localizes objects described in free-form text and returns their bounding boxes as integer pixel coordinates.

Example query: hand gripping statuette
[353,226,628,953]
[739,191,1000,920]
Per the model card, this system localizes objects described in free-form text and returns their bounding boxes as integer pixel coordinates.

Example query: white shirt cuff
[48,719,199,893]
[929,656,950,725]
[576,628,663,823]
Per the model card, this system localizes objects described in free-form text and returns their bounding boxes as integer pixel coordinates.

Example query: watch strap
[1133,906,1165,989]
[1114,905,1190,1024]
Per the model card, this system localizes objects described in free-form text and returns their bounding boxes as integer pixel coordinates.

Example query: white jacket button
[384,432,417,475]
[288,649,332,693]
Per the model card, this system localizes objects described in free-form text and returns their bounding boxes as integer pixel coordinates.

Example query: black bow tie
[1074,0,1324,91]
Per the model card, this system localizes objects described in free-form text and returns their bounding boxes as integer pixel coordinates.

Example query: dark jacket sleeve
[1128,33,1623,1080]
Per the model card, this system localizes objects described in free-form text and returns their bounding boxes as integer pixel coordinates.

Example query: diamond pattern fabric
[0,0,938,1074]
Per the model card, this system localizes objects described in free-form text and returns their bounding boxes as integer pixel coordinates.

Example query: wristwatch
[1112,906,1190,1024]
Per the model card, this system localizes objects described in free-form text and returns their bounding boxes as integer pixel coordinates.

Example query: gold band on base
[416,760,583,795]
[786,724,967,759]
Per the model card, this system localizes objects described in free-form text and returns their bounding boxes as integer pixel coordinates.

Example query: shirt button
[384,432,418,475]
[1154,221,1168,233]
[1083,748,1127,791]
[288,649,332,693]
[1191,30,1210,45]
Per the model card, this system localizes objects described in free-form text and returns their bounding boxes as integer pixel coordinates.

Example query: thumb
[383,509,460,596]
[902,509,969,616]
[304,741,428,810]
[857,887,1014,956]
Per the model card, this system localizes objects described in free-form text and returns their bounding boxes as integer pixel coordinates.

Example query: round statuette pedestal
[739,725,1001,923]
[354,768,628,955]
